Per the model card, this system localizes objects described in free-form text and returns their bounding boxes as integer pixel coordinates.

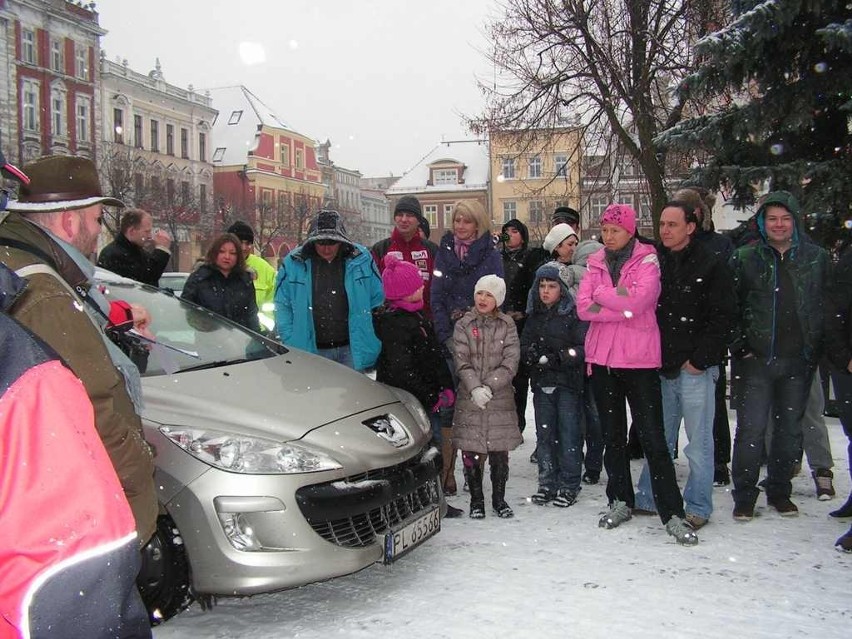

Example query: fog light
[217,513,262,551]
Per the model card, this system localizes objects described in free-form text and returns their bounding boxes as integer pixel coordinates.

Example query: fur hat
[7,155,124,212]
[673,188,715,232]
[394,195,422,217]
[543,223,578,253]
[306,210,352,245]
[227,220,255,244]
[474,274,506,307]
[552,205,580,227]
[600,203,637,236]
[382,253,423,301]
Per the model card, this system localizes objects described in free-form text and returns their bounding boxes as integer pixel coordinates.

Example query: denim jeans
[532,385,583,493]
[732,356,811,507]
[635,366,718,519]
[429,412,443,446]
[591,365,685,524]
[582,377,603,475]
[317,344,354,369]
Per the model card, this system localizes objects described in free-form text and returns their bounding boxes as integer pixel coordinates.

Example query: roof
[207,85,293,166]
[386,140,489,195]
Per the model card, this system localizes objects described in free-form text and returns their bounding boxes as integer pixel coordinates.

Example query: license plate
[382,507,441,563]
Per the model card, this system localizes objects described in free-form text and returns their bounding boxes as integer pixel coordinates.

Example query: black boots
[490,456,514,518]
[464,461,485,518]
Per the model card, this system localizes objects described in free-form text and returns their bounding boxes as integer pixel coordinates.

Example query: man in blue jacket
[274,210,383,371]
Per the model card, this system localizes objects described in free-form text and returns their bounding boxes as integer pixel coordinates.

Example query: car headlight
[160,426,342,474]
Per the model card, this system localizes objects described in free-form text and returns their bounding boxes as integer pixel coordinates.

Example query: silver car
[96,270,443,622]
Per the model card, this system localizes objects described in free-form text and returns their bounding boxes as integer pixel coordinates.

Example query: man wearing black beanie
[372,195,439,318]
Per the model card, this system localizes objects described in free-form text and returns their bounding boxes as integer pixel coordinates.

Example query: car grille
[296,450,441,549]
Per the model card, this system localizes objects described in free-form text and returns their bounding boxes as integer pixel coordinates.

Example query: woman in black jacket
[182,233,260,332]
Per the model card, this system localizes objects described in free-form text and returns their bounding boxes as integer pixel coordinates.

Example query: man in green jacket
[728,191,830,522]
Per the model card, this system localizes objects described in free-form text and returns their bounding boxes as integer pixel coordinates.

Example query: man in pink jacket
[576,204,697,545]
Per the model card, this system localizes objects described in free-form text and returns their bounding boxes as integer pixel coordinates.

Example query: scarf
[604,237,636,286]
[454,236,475,262]
[388,298,425,313]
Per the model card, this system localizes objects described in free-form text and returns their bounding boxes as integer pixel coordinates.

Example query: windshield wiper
[177,359,250,373]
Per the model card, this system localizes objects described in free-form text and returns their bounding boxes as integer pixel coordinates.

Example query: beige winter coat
[451,310,521,453]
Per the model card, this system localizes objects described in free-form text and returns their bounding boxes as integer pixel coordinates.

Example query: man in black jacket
[500,218,531,433]
[632,199,736,531]
[98,208,172,286]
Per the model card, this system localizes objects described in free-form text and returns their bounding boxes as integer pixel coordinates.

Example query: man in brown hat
[0,155,157,547]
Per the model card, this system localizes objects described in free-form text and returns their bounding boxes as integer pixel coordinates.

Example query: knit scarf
[388,298,425,313]
[454,236,475,262]
[604,237,636,286]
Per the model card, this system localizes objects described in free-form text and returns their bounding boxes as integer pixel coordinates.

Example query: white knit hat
[474,274,506,307]
[543,223,578,253]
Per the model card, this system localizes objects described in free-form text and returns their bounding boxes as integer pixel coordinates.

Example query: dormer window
[228,110,243,125]
[433,168,458,185]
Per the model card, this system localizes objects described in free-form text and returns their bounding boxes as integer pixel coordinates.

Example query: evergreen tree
[659,0,852,245]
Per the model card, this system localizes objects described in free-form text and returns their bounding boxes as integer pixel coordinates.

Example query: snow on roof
[207,85,293,166]
[386,139,489,194]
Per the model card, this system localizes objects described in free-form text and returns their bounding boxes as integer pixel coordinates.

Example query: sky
[97,0,500,178]
[151,403,851,638]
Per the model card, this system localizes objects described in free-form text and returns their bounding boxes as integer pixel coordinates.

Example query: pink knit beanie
[600,203,637,236]
[382,253,424,300]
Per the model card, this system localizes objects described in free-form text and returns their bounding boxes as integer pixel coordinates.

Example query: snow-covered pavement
[153,407,850,639]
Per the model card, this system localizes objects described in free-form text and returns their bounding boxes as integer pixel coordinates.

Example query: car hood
[141,349,400,441]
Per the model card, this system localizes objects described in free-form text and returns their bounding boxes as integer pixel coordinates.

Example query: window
[113,108,124,143]
[199,184,207,211]
[166,179,175,204]
[528,156,542,179]
[228,110,242,125]
[51,39,64,72]
[501,158,515,179]
[134,173,144,198]
[75,45,88,80]
[150,175,161,195]
[150,120,159,152]
[166,124,174,155]
[619,158,637,177]
[22,80,39,132]
[212,147,226,162]
[134,115,143,148]
[433,168,457,185]
[51,89,67,138]
[76,96,90,143]
[21,29,35,64]
[589,194,608,226]
[529,200,544,224]
[180,128,189,159]
[181,181,190,204]
[199,132,206,162]
[279,143,289,166]
[554,153,568,176]
[502,201,517,223]
[443,204,454,229]
[295,149,304,169]
[423,204,438,228]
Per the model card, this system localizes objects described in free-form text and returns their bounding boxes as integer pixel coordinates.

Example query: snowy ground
[153,403,850,639]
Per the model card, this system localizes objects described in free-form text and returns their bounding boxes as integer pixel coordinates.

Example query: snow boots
[464,457,485,519]
[490,455,513,518]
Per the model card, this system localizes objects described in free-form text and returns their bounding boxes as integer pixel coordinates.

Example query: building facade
[386,140,490,240]
[0,0,103,165]
[98,56,216,269]
[209,85,324,262]
[489,128,584,243]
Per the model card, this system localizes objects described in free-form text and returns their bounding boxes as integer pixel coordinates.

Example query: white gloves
[470,386,493,410]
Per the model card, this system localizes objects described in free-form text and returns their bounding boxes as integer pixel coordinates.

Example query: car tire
[137,513,194,625]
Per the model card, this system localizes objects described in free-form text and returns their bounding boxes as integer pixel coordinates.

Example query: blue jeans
[317,344,354,369]
[635,367,718,519]
[732,357,810,507]
[429,412,443,445]
[532,386,583,493]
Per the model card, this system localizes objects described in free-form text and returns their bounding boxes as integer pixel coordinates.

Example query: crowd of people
[2,150,851,635]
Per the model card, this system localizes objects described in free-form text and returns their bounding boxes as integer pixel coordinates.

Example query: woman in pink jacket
[577,204,697,545]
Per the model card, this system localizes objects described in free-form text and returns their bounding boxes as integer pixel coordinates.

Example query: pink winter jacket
[576,240,662,369]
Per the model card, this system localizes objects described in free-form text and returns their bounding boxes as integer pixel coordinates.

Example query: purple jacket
[430,231,504,344]
[576,241,661,369]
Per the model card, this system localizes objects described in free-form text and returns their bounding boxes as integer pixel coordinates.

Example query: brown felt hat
[6,155,125,213]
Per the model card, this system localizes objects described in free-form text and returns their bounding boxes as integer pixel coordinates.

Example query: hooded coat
[728,191,830,365]
[431,230,504,344]
[576,240,662,369]
[451,309,521,453]
[500,219,530,315]
[520,262,588,391]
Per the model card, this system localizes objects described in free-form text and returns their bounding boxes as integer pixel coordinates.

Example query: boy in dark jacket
[372,254,462,518]
[521,261,588,507]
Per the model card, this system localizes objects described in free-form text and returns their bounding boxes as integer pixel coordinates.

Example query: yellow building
[489,128,583,243]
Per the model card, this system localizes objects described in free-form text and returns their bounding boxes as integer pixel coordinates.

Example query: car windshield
[159,273,188,293]
[97,278,285,377]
